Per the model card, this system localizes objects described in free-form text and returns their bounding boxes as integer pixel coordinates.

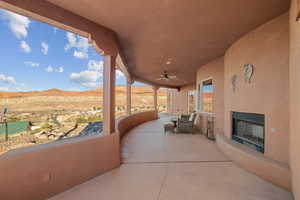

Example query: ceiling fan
[157,71,178,81]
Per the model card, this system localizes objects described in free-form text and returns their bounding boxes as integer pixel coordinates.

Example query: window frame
[197,77,214,113]
[187,90,197,114]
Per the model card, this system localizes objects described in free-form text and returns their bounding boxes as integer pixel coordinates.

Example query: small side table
[206,116,215,141]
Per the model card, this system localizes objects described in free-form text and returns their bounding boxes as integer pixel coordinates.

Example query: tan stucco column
[126,78,132,115]
[103,55,116,134]
[153,86,159,111]
[290,0,300,198]
[166,91,170,114]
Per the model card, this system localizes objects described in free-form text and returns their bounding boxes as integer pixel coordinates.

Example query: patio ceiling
[47,0,290,88]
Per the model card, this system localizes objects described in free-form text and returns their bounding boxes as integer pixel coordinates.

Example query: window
[115,70,126,118]
[157,88,167,113]
[0,8,107,154]
[188,90,196,113]
[201,79,213,113]
[131,82,154,113]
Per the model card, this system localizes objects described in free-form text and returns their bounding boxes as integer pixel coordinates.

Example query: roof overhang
[0,0,290,89]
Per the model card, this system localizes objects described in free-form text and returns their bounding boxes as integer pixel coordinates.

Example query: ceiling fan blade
[157,71,177,81]
[168,76,178,80]
[157,77,165,80]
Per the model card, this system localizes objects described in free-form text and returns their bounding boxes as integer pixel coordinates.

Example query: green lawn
[0,121,30,135]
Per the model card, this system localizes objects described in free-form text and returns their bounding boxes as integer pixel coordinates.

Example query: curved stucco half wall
[217,134,291,191]
[224,13,290,165]
[116,111,158,138]
[0,111,159,200]
[0,134,120,200]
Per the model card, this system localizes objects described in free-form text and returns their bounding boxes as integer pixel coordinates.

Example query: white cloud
[69,60,126,87]
[46,66,64,73]
[88,60,103,72]
[1,10,30,39]
[20,40,31,53]
[20,83,26,88]
[65,32,76,49]
[41,42,49,55]
[116,69,124,78]
[0,87,9,91]
[55,67,64,73]
[45,66,54,72]
[14,83,27,91]
[70,60,103,88]
[0,74,16,85]
[70,70,102,88]
[73,50,88,59]
[65,32,90,53]
[24,61,39,67]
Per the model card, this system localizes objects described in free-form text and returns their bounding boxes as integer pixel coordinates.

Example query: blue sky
[203,84,213,93]
[0,8,128,92]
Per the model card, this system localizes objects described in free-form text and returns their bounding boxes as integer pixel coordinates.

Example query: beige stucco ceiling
[47,0,290,88]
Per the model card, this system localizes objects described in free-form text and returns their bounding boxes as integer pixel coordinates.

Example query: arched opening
[115,69,127,118]
[0,8,105,153]
[131,81,154,113]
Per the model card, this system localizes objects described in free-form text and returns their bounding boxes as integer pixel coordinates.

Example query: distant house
[0,121,31,135]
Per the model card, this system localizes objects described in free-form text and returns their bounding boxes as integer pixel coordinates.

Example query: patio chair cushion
[177,121,194,133]
[189,113,197,122]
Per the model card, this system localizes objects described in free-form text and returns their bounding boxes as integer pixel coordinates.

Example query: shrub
[76,118,88,124]
[7,116,20,122]
[87,115,102,123]
[31,128,43,134]
[42,123,53,129]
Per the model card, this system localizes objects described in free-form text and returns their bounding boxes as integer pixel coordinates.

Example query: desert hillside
[0,86,167,113]
[0,86,166,98]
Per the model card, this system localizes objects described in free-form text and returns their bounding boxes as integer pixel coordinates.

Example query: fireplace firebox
[232,112,265,153]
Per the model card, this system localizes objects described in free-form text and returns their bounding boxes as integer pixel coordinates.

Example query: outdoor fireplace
[232,112,265,153]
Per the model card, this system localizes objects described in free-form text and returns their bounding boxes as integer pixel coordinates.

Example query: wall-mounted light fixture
[166,58,172,65]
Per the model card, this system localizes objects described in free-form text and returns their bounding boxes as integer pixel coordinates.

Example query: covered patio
[51,116,292,200]
[1,0,300,199]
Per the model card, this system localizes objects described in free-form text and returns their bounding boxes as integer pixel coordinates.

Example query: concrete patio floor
[50,116,294,200]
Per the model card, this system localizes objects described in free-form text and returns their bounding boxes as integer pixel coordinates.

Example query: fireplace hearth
[232,112,265,153]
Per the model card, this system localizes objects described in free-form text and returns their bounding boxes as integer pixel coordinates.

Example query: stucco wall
[181,84,196,91]
[224,13,290,164]
[217,134,291,191]
[167,84,196,115]
[195,57,224,135]
[167,91,188,115]
[289,0,300,198]
[116,110,158,138]
[0,134,120,200]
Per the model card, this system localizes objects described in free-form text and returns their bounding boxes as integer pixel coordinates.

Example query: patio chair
[180,114,190,121]
[164,123,175,134]
[177,112,197,133]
